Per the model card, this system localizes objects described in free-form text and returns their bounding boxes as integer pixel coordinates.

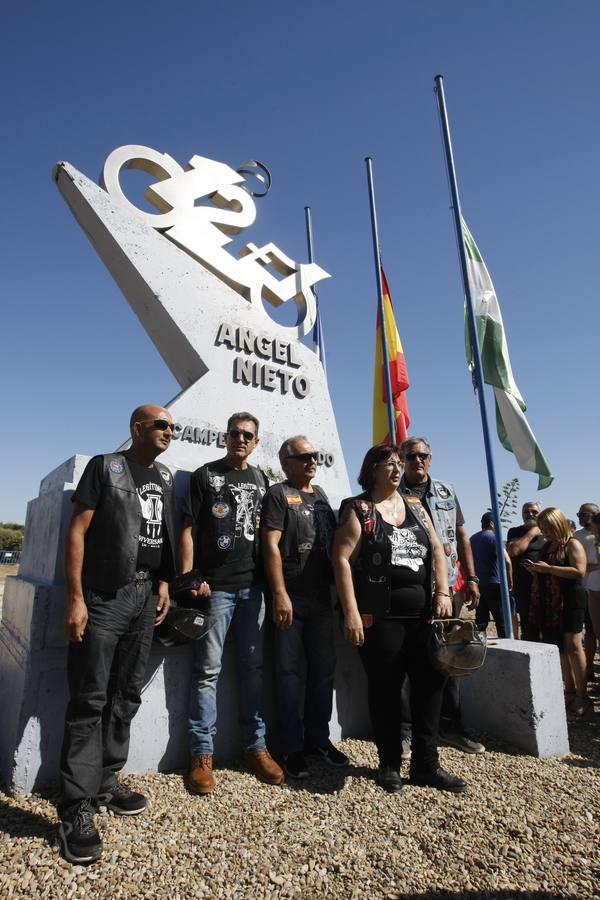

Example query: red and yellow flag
[373,268,410,445]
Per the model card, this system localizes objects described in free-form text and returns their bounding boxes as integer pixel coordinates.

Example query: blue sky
[2,0,599,531]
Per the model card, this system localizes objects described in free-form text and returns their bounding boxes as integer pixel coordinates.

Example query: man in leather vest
[180,411,284,794]
[58,405,176,865]
[262,435,349,779]
[399,436,485,755]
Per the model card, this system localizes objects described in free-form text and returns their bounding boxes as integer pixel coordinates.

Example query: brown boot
[242,749,285,785]
[186,754,215,795]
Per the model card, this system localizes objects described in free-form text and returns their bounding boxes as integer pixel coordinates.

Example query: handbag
[427,618,487,677]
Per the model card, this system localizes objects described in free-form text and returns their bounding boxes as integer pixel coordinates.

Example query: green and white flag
[462,219,553,489]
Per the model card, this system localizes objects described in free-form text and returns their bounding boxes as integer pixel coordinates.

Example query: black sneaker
[97,780,147,815]
[410,766,468,793]
[312,741,350,767]
[284,752,309,779]
[377,765,403,794]
[439,728,485,754]
[58,799,102,864]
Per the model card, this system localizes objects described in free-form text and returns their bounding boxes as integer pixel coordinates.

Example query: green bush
[0,523,24,550]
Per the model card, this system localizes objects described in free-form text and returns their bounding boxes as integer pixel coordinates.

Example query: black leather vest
[273,481,335,585]
[81,453,176,593]
[194,463,268,572]
[345,492,433,622]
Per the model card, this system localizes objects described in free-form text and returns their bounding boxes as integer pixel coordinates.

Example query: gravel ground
[1,687,598,900]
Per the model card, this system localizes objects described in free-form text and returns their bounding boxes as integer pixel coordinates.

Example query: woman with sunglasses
[332,444,466,793]
[522,507,589,717]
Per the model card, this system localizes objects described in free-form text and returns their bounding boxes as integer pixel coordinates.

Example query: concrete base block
[460,639,570,758]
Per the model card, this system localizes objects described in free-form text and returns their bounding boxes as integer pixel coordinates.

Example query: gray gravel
[1,695,599,899]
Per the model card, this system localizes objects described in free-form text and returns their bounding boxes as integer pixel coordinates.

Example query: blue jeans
[274,592,335,754]
[188,585,266,755]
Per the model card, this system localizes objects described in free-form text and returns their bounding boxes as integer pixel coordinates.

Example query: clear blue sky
[2,0,599,532]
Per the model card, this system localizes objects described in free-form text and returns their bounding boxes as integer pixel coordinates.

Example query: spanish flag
[372,268,410,445]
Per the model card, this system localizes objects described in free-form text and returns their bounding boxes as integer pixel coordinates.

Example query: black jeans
[59,580,156,813]
[476,583,508,638]
[358,618,446,772]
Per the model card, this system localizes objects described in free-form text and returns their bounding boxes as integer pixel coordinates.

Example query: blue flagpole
[434,75,514,639]
[365,157,396,444]
[305,206,327,379]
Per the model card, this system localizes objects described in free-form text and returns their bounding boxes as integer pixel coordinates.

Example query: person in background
[471,512,513,638]
[398,437,484,754]
[524,507,589,717]
[333,444,467,794]
[507,503,544,640]
[574,504,600,684]
[261,435,348,779]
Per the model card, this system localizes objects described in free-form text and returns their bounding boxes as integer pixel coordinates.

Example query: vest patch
[212,501,230,519]
[406,496,421,504]
[208,473,226,492]
[217,534,232,549]
[160,468,172,485]
[109,459,124,475]
[286,495,302,505]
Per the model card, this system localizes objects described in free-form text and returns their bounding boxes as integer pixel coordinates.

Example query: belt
[134,569,153,583]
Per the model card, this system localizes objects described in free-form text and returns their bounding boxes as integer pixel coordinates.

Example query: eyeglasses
[286,452,319,463]
[228,428,256,442]
[136,419,173,432]
[405,452,430,462]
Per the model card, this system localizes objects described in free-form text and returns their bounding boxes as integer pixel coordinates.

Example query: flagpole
[434,75,514,639]
[304,206,315,264]
[365,157,396,444]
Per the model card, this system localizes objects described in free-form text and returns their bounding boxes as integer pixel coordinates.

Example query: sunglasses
[405,452,430,462]
[137,419,173,432]
[286,452,319,463]
[228,428,256,441]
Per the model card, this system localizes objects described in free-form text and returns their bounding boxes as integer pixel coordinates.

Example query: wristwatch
[466,576,480,585]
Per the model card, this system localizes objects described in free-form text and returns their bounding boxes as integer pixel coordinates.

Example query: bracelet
[434,591,450,597]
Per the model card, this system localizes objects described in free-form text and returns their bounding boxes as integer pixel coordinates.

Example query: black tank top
[382,519,429,618]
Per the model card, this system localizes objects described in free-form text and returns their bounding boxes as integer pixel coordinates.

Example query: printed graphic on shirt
[389,526,427,571]
[137,481,164,549]
[230,482,259,542]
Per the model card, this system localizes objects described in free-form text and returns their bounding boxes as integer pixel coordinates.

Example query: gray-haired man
[261,435,348,778]
[399,436,484,755]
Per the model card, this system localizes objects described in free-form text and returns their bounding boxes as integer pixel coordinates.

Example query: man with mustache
[399,436,484,755]
[261,435,348,779]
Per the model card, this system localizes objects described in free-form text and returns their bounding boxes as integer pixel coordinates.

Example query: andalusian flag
[373,268,410,445]
[463,220,553,489]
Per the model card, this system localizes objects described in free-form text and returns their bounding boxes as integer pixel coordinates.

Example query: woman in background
[523,507,589,716]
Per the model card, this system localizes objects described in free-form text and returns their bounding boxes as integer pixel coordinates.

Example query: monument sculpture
[0,146,368,794]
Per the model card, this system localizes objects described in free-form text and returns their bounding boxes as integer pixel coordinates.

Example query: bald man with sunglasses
[58,405,177,864]
[261,435,348,779]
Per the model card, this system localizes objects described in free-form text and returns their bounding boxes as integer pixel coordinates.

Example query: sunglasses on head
[137,419,173,432]
[286,452,319,463]
[405,452,430,462]
[228,428,256,441]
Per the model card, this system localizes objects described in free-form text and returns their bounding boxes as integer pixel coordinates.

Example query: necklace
[375,493,405,525]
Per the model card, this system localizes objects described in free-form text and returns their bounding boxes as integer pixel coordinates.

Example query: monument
[0,144,570,793]
[0,146,370,794]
